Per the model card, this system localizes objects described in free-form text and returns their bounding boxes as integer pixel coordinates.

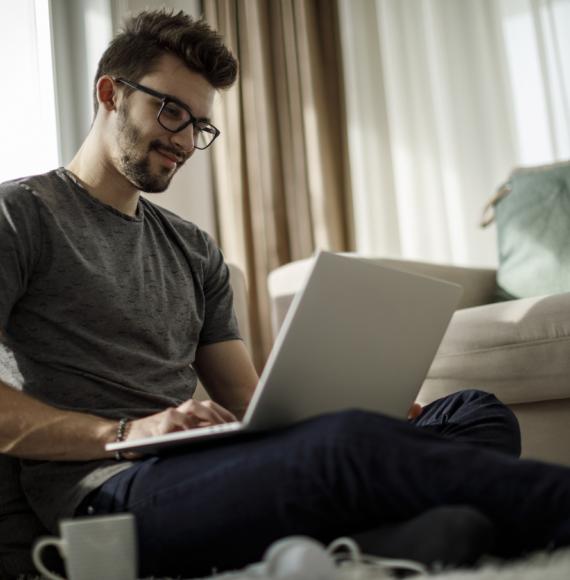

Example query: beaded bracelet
[114,418,131,461]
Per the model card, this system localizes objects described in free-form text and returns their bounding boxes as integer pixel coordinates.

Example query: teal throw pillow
[485,161,570,300]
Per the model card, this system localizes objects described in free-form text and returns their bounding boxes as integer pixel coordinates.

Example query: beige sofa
[267,256,570,467]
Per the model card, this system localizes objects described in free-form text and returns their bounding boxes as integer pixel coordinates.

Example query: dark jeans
[78,390,570,578]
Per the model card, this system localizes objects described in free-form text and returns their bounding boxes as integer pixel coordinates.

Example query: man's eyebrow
[166,93,212,124]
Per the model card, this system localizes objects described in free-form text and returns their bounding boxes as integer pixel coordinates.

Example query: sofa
[267,256,570,467]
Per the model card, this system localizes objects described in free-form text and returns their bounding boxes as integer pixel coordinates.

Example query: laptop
[107,251,462,455]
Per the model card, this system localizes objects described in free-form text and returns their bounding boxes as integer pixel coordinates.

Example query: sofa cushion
[419,292,570,406]
[267,257,497,340]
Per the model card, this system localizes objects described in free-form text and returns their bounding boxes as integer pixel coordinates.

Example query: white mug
[32,513,138,580]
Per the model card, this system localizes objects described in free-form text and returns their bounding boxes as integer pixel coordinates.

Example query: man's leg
[350,505,495,567]
[79,410,570,577]
[351,390,519,564]
[412,389,521,456]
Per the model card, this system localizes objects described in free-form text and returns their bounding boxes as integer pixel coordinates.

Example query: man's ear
[96,77,117,111]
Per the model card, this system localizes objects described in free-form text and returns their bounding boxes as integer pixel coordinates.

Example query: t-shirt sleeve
[198,233,242,345]
[0,182,42,330]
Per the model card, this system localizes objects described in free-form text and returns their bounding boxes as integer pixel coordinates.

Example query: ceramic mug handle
[32,536,67,580]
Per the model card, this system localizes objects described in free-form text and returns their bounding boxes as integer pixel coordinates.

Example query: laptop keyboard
[205,421,241,433]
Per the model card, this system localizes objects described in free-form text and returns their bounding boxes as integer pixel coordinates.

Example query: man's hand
[408,402,423,421]
[127,399,238,441]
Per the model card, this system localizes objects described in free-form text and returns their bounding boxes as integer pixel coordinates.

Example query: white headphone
[235,535,427,580]
[261,536,339,579]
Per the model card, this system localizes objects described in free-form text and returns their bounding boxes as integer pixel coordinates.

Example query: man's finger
[202,400,238,422]
[176,399,226,425]
[408,402,423,421]
[164,408,211,431]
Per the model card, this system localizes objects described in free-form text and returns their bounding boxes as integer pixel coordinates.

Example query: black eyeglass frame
[114,77,220,150]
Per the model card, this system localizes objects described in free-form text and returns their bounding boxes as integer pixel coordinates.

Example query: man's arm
[0,378,236,461]
[0,380,117,460]
[194,339,258,419]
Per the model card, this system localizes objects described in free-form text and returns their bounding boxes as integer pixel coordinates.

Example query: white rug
[193,547,570,580]
[417,548,570,580]
[30,546,570,579]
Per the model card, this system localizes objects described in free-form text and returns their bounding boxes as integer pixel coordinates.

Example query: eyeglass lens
[159,101,216,149]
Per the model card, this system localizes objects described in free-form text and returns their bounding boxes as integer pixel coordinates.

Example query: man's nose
[171,124,196,156]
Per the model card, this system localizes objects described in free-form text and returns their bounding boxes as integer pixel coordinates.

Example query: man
[1,9,570,579]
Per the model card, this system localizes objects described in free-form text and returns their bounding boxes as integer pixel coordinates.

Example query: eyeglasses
[114,77,220,150]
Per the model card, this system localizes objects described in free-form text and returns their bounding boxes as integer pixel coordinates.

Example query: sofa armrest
[268,256,497,339]
[228,262,251,352]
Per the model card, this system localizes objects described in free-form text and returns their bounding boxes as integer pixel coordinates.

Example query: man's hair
[93,9,238,114]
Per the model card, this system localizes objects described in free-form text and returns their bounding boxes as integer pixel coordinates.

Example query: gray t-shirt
[0,168,240,531]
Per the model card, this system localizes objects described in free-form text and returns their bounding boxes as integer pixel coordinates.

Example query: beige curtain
[204,0,353,368]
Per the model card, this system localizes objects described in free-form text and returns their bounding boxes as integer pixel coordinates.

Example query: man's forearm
[194,340,258,419]
[0,381,117,461]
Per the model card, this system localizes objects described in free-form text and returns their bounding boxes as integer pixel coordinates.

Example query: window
[499,0,570,163]
[0,0,59,183]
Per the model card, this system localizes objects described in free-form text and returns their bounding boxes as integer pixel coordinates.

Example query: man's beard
[116,106,176,193]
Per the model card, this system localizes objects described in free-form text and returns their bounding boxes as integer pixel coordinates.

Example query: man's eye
[195,122,215,134]
[162,104,184,120]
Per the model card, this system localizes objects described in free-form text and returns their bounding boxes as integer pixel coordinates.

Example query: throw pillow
[482,160,570,300]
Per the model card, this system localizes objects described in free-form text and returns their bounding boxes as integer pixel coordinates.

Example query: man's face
[110,53,216,193]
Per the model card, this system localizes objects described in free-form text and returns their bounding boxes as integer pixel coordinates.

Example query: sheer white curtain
[0,0,58,183]
[339,0,570,267]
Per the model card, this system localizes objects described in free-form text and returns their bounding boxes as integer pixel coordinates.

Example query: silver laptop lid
[244,251,462,430]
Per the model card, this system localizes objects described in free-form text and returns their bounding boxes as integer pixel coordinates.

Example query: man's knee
[429,389,513,418]
[419,389,521,457]
[459,389,500,402]
[444,389,500,406]
[451,390,518,424]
